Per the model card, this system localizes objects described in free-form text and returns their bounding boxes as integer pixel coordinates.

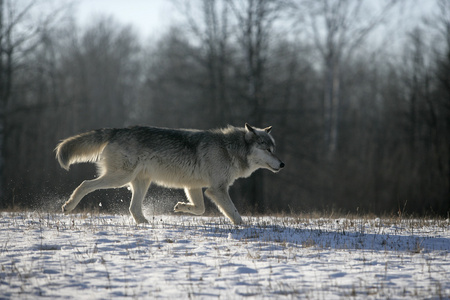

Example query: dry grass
[0,211,448,299]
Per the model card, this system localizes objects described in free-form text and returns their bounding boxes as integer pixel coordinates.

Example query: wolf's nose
[280,162,285,169]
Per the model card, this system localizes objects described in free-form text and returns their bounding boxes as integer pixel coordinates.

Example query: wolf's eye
[267,148,273,154]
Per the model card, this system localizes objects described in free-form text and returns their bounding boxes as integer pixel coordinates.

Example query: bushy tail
[55,129,113,170]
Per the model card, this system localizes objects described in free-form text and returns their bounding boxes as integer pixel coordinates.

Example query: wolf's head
[245,123,285,173]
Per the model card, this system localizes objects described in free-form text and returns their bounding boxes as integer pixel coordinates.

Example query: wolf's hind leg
[62,172,133,213]
[174,188,205,215]
[205,187,242,225]
[129,177,152,224]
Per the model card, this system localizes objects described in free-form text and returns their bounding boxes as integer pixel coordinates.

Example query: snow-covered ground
[0,212,449,299]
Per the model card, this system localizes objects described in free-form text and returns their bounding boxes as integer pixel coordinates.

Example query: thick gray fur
[55,124,284,225]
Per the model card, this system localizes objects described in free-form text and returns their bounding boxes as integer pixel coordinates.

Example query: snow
[0,212,449,299]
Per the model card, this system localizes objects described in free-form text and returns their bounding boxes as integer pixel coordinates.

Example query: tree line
[1,0,449,217]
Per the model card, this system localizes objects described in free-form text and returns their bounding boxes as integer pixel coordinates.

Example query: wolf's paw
[231,215,243,226]
[228,211,243,225]
[174,202,205,215]
[132,215,149,224]
[174,202,187,213]
[62,202,74,214]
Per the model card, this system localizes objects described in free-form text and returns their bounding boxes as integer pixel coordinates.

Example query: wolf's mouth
[267,165,281,173]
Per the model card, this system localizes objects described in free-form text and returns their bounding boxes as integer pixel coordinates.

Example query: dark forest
[1,0,449,217]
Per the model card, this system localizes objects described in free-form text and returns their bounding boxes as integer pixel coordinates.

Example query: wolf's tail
[55,129,113,170]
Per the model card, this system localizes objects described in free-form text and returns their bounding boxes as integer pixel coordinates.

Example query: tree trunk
[0,0,5,202]
[323,56,340,159]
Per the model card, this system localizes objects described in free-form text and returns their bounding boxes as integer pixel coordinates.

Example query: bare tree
[226,0,287,212]
[429,0,450,212]
[0,0,37,201]
[141,27,205,128]
[168,0,289,211]
[0,0,70,203]
[298,0,396,158]
[180,0,233,126]
[227,0,286,125]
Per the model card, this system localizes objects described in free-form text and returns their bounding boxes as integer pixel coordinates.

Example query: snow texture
[0,212,449,299]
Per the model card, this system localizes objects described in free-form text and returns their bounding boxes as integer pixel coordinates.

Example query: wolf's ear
[245,123,256,142]
[245,123,255,133]
[264,126,272,133]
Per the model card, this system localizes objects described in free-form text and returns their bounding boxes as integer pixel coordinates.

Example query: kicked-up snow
[0,212,449,299]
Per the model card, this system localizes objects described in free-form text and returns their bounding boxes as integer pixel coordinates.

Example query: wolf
[55,124,284,225]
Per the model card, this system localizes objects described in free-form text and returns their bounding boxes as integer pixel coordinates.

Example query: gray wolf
[55,124,284,225]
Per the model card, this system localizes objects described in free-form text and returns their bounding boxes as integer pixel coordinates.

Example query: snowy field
[0,212,449,299]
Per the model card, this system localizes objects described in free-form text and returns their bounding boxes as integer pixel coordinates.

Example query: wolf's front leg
[129,178,152,224]
[174,188,205,215]
[205,187,243,225]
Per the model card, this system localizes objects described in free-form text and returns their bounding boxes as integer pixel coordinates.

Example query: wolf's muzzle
[270,161,285,172]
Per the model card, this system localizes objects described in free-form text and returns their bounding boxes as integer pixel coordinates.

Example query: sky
[74,0,439,43]
[71,0,443,58]
[75,0,182,39]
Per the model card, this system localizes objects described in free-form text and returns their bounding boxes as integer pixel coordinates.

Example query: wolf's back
[55,129,113,170]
